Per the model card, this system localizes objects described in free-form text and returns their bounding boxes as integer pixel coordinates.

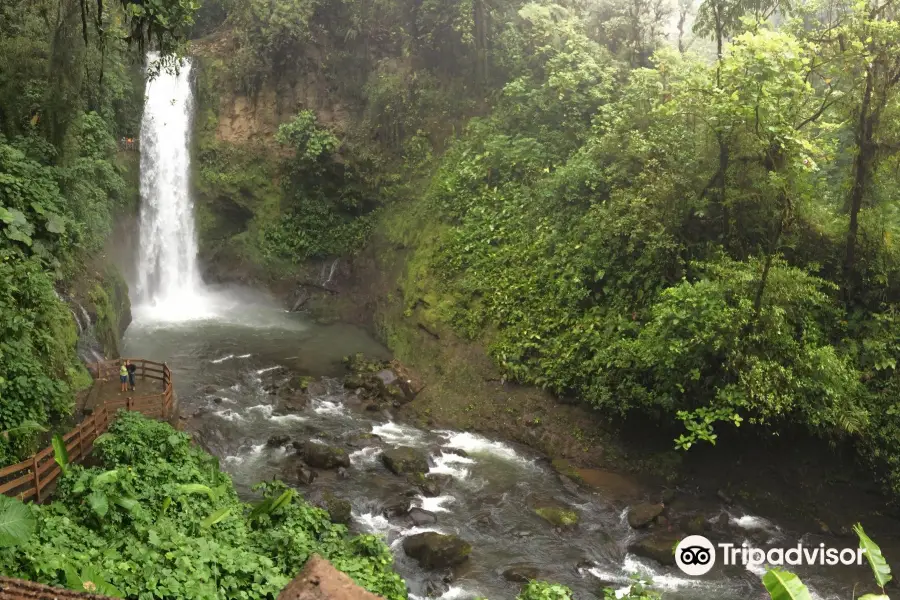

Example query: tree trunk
[844,67,876,305]
[473,0,488,90]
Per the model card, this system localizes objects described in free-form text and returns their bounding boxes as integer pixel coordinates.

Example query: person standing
[126,360,137,391]
[119,362,128,393]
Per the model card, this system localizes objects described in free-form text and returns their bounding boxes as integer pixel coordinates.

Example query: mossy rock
[322,492,352,525]
[627,532,681,566]
[302,441,351,469]
[627,503,664,529]
[402,532,472,569]
[381,446,429,475]
[534,506,579,528]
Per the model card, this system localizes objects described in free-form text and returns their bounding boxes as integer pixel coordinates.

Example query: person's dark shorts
[120,375,128,383]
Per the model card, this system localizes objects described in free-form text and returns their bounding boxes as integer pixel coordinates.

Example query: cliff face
[189,32,361,289]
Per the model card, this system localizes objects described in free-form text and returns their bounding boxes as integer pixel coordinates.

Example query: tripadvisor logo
[674,535,867,577]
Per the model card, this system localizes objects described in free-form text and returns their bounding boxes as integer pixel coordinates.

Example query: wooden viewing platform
[0,359,173,503]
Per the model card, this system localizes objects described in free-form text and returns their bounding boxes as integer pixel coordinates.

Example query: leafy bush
[0,412,407,600]
[517,581,574,600]
[259,111,377,262]
[0,250,78,463]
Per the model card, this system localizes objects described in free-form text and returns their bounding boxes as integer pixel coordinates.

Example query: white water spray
[136,53,205,319]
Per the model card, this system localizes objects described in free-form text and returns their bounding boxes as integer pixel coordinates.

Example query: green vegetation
[0,0,197,462]
[185,0,900,496]
[0,412,407,600]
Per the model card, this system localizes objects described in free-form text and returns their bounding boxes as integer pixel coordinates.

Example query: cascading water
[136,52,205,319]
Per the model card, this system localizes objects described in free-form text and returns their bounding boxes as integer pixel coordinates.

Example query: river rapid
[122,285,882,600]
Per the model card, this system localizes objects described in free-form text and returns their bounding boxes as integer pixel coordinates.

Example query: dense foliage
[0,412,407,600]
[0,0,195,462]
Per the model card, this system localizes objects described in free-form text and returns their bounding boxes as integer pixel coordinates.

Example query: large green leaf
[45,213,65,234]
[0,495,36,547]
[762,569,813,600]
[93,469,119,486]
[859,595,890,600]
[854,523,892,587]
[52,434,69,476]
[113,496,139,513]
[201,506,232,528]
[269,489,294,513]
[1,420,48,438]
[248,497,274,522]
[88,491,109,518]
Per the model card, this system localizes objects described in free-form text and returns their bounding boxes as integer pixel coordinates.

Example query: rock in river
[321,492,352,525]
[627,503,664,529]
[382,499,411,518]
[502,564,541,583]
[381,446,429,475]
[408,507,438,526]
[302,441,351,469]
[628,532,681,566]
[296,464,318,485]
[402,532,472,569]
[267,434,291,448]
[533,503,579,528]
[408,472,451,497]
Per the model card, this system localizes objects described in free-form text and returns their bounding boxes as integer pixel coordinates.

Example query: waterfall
[136,52,204,318]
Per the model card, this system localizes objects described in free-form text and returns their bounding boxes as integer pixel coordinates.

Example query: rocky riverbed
[122,295,895,600]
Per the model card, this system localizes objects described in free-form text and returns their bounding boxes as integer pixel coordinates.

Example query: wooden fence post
[75,424,82,461]
[32,455,40,504]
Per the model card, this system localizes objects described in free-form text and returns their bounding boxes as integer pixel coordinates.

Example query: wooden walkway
[0,359,173,503]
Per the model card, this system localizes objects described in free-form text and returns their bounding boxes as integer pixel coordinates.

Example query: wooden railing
[0,359,173,503]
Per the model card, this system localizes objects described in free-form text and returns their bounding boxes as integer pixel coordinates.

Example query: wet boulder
[342,354,424,405]
[421,577,450,599]
[502,565,541,583]
[408,473,451,497]
[627,503,665,529]
[277,375,312,413]
[382,499,411,518]
[297,464,318,485]
[402,532,472,569]
[408,507,438,526]
[381,446,429,475]
[322,492,352,525]
[277,394,309,414]
[302,441,351,470]
[628,532,681,566]
[683,514,709,536]
[345,432,382,448]
[267,434,291,448]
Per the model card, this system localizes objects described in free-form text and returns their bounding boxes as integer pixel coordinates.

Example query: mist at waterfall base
[124,54,875,600]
